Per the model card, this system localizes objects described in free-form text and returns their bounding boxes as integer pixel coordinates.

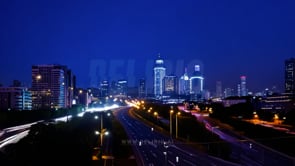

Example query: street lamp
[170,106,174,136]
[153,111,158,119]
[176,112,181,139]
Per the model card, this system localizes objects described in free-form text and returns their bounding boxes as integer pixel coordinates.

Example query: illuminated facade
[153,55,166,98]
[31,65,75,110]
[179,68,190,95]
[240,76,247,96]
[189,65,204,99]
[117,80,128,95]
[100,80,109,97]
[285,58,295,93]
[0,87,32,111]
[163,75,178,95]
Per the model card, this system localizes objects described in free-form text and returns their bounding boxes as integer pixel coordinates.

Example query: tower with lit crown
[179,67,190,95]
[240,76,247,96]
[153,54,166,98]
[189,65,204,100]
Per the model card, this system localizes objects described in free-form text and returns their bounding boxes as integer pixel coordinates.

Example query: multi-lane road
[114,107,240,166]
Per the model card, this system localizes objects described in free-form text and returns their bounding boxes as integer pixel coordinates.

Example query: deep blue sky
[1,0,295,93]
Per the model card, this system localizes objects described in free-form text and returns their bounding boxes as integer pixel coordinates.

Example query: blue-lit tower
[189,65,204,100]
[153,55,166,98]
[179,68,190,95]
[240,76,247,96]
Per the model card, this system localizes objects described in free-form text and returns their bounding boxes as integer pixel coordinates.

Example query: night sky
[1,0,295,93]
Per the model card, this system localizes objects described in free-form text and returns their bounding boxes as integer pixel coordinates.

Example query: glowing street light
[176,112,181,139]
[154,112,158,121]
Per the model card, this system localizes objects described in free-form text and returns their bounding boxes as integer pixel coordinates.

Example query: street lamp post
[176,112,181,139]
[170,106,174,136]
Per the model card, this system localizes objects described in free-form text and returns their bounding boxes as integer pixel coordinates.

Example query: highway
[0,115,71,151]
[114,107,240,166]
[191,112,295,166]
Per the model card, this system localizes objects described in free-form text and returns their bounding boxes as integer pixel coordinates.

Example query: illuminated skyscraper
[31,65,75,110]
[0,87,32,111]
[285,58,295,93]
[163,75,178,95]
[240,76,247,96]
[179,68,190,95]
[190,65,204,99]
[153,55,166,98]
[117,80,128,95]
[100,80,109,97]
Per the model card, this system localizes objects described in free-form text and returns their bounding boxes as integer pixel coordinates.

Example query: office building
[285,58,295,93]
[240,76,247,96]
[117,80,128,95]
[179,68,190,95]
[190,65,204,99]
[0,87,32,111]
[224,88,235,98]
[163,75,178,96]
[31,65,75,110]
[153,55,166,98]
[138,78,146,98]
[216,81,222,98]
[100,80,109,97]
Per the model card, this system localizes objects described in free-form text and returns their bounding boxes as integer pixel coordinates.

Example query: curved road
[114,107,240,166]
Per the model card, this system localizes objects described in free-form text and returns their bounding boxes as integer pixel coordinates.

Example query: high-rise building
[240,76,247,96]
[138,78,146,98]
[0,87,32,111]
[237,84,241,96]
[285,58,295,93]
[163,75,178,95]
[153,55,166,98]
[224,88,235,98]
[31,65,75,110]
[190,65,204,100]
[179,68,190,95]
[216,81,222,98]
[117,80,128,95]
[100,80,109,97]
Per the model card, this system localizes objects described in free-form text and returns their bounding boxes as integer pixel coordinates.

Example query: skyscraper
[216,81,222,98]
[240,76,247,96]
[0,87,32,111]
[190,65,204,100]
[179,68,190,95]
[163,75,178,96]
[100,80,109,97]
[117,80,128,95]
[153,55,166,98]
[138,78,146,98]
[31,65,75,110]
[285,58,295,93]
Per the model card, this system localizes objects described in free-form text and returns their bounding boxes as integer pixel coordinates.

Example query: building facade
[0,87,32,111]
[31,65,75,110]
[179,68,190,95]
[189,65,204,100]
[163,75,178,96]
[240,76,247,96]
[138,78,146,98]
[285,58,295,94]
[153,55,166,98]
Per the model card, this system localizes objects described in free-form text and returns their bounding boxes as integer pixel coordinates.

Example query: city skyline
[1,0,295,92]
